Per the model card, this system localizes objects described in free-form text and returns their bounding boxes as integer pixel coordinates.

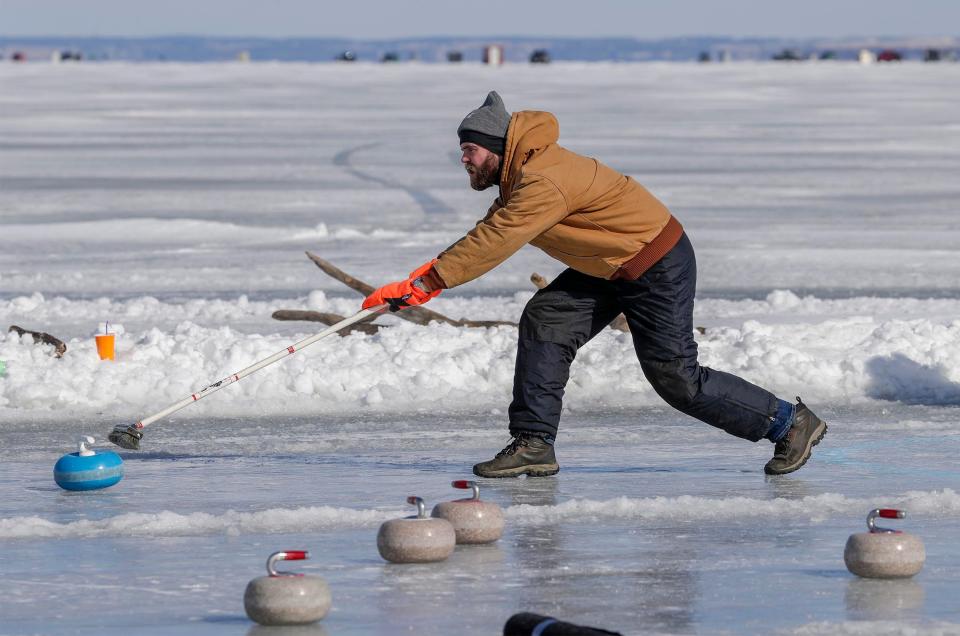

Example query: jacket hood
[502,111,560,190]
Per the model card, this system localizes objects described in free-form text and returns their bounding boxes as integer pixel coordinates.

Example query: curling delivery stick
[108,306,386,450]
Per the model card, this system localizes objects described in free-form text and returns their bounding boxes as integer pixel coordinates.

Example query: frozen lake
[1,61,960,635]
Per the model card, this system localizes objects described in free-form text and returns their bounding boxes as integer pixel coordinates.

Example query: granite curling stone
[431,479,504,544]
[244,550,331,626]
[377,496,456,563]
[53,436,123,491]
[844,508,925,579]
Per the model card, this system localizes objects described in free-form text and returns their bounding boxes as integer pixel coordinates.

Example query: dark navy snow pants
[508,233,779,442]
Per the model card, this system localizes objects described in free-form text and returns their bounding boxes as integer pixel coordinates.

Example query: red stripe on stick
[287,346,295,354]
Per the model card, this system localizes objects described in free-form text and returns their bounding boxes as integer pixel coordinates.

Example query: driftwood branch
[529,273,630,333]
[8,325,67,357]
[271,310,382,335]
[304,251,516,328]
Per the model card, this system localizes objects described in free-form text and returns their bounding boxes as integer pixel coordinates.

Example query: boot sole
[472,463,560,478]
[764,421,828,475]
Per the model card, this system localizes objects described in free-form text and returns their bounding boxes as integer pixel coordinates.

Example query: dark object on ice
[772,49,803,61]
[381,52,399,63]
[504,612,623,636]
[272,310,381,335]
[764,397,828,475]
[819,50,838,60]
[877,49,902,62]
[108,424,143,450]
[473,433,560,478]
[924,49,941,62]
[447,50,463,62]
[336,50,356,62]
[8,325,67,358]
[698,51,711,63]
[529,49,550,64]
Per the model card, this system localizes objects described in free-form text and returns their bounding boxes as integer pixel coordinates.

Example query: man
[363,91,827,478]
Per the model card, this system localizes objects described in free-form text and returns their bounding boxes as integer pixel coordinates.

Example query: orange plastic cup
[95,334,115,361]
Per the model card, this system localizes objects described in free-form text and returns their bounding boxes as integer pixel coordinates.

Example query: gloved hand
[362,259,442,312]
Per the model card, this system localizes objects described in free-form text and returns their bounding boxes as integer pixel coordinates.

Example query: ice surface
[1,62,960,635]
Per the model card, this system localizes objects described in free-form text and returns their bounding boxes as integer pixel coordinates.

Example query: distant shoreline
[2,34,958,63]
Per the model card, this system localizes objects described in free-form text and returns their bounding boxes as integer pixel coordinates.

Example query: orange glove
[363,259,442,312]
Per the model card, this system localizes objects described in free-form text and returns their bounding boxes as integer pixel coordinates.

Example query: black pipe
[504,612,624,636]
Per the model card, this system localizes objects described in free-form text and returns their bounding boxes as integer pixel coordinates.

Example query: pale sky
[1,0,957,39]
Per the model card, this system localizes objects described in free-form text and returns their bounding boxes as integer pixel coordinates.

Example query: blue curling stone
[54,450,123,491]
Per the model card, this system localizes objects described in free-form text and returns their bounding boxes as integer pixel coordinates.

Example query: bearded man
[363,91,827,478]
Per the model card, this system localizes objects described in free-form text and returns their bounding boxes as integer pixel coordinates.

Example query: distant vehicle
[772,49,803,61]
[698,51,711,63]
[336,50,357,62]
[818,50,837,60]
[381,52,399,63]
[877,49,902,62]
[12,51,26,62]
[529,49,550,64]
[924,49,941,62]
[447,51,463,63]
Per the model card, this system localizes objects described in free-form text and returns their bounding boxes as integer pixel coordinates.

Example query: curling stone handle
[266,550,309,576]
[78,436,96,457]
[452,480,480,501]
[407,496,426,518]
[868,508,905,533]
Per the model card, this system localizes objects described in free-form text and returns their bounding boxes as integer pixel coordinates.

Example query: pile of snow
[2,291,960,418]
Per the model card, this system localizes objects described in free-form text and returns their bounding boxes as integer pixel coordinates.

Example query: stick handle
[135,306,384,430]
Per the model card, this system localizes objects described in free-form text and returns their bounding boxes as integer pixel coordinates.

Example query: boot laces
[773,428,795,457]
[496,435,531,457]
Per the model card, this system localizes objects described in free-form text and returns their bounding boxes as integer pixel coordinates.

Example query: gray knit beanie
[457,91,511,155]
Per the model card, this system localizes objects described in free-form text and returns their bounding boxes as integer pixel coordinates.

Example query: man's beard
[466,153,501,191]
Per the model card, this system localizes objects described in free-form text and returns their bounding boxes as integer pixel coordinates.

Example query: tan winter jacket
[433,110,674,288]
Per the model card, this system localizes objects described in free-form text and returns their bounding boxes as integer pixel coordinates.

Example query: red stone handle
[267,550,309,576]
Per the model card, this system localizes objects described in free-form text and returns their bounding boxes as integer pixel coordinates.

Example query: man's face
[460,143,501,191]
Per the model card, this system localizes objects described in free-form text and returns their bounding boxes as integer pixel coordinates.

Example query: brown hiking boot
[473,434,560,478]
[764,397,828,475]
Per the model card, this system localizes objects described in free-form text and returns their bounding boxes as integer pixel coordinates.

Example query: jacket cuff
[420,266,448,291]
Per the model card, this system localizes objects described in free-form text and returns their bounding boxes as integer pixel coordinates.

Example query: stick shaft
[136,307,384,430]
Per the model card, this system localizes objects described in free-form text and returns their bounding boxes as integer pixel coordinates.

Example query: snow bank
[3,291,960,418]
